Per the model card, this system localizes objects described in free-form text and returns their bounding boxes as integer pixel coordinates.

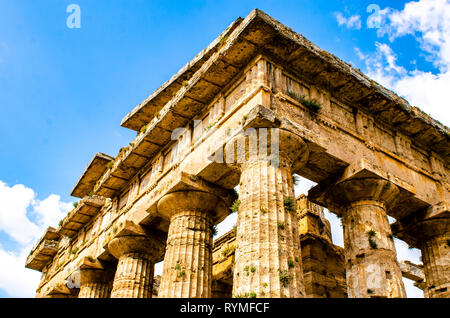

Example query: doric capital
[311,177,400,214]
[80,267,115,285]
[224,128,308,169]
[223,105,309,170]
[157,191,227,221]
[108,235,165,260]
[392,202,450,247]
[332,178,400,208]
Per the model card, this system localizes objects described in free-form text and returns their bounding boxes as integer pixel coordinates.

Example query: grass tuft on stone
[283,197,296,213]
[287,91,322,112]
[279,269,292,287]
[231,199,240,213]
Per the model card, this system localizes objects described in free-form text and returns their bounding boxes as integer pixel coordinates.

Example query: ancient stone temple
[25,9,449,298]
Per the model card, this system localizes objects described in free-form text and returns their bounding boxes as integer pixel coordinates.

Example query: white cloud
[0,182,41,245]
[0,180,73,297]
[357,0,450,126]
[335,12,362,30]
[0,244,41,297]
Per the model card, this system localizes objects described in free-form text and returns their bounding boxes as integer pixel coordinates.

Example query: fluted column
[418,220,449,298]
[230,129,309,298]
[108,235,164,298]
[334,178,406,298]
[79,267,115,298]
[157,191,221,298]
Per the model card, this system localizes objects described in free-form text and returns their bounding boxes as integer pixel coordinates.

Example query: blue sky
[0,0,447,297]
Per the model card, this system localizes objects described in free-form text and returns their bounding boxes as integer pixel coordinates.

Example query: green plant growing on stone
[178,270,185,278]
[107,161,114,169]
[59,220,63,226]
[295,257,299,263]
[287,91,321,112]
[112,226,118,234]
[293,175,300,186]
[250,266,256,273]
[279,269,291,287]
[71,247,79,255]
[277,221,285,230]
[87,256,94,262]
[263,282,268,288]
[284,197,296,213]
[231,199,240,213]
[260,291,265,296]
[288,259,295,269]
[210,224,218,236]
[249,292,256,298]
[222,245,234,257]
[174,262,181,270]
[368,230,377,249]
[73,202,78,208]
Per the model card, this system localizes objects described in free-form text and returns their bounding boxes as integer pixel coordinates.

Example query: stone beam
[399,260,425,282]
[71,153,114,198]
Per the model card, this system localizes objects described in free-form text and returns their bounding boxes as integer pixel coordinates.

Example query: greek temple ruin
[25,9,449,298]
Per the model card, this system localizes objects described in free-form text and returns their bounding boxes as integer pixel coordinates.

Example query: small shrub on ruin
[210,224,218,236]
[283,197,296,213]
[287,91,322,112]
[231,199,240,213]
[279,269,291,287]
[288,259,295,268]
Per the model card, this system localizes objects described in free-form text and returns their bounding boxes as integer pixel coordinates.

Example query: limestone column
[108,235,164,298]
[334,178,406,298]
[157,191,220,298]
[230,129,308,298]
[79,267,115,298]
[417,220,449,298]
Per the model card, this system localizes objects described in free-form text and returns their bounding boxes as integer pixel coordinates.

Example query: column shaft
[343,200,406,298]
[79,282,111,298]
[79,267,115,298]
[159,210,213,298]
[111,252,154,298]
[232,159,304,298]
[421,234,450,298]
